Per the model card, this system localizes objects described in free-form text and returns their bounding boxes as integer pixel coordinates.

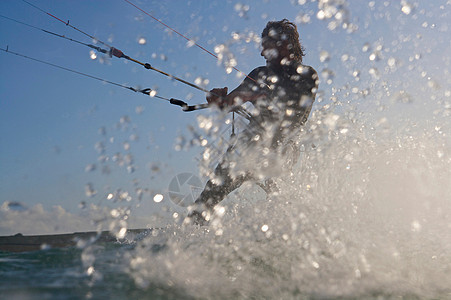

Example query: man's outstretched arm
[206,85,267,109]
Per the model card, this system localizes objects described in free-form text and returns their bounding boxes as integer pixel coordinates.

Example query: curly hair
[261,19,305,62]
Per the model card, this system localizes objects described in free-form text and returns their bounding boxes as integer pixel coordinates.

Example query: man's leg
[188,160,251,225]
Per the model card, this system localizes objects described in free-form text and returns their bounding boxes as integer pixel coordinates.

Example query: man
[187,19,318,225]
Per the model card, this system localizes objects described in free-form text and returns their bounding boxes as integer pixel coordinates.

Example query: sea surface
[0,243,180,300]
[1,230,450,300]
[1,102,450,300]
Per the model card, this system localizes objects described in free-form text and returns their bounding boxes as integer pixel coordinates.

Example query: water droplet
[194,77,209,88]
[234,3,250,18]
[401,1,414,15]
[94,142,105,154]
[387,57,397,68]
[321,68,335,84]
[323,114,340,130]
[427,79,440,90]
[203,151,210,160]
[120,116,130,124]
[319,50,330,62]
[138,37,146,45]
[295,12,311,24]
[85,164,96,172]
[369,67,379,79]
[98,127,106,136]
[89,50,97,60]
[117,227,127,239]
[111,209,120,218]
[186,39,196,48]
[369,51,381,61]
[214,43,238,73]
[214,44,224,54]
[127,165,135,174]
[118,191,132,202]
[85,183,96,197]
[153,194,163,203]
[411,220,421,232]
[214,206,226,217]
[130,134,139,142]
[327,20,338,31]
[393,90,412,103]
[135,106,144,115]
[86,266,95,276]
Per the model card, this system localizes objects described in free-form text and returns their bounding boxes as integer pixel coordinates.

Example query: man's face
[261,37,290,64]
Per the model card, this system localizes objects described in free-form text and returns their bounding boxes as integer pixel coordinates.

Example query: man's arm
[223,84,266,107]
[207,84,267,109]
[206,66,269,109]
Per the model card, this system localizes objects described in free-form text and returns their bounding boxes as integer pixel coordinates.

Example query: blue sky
[0,0,324,215]
[1,0,450,231]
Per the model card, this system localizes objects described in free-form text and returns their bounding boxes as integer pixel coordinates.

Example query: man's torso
[245,62,318,142]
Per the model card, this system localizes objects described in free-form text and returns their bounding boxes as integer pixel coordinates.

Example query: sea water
[1,109,450,299]
[125,113,450,299]
[2,1,451,299]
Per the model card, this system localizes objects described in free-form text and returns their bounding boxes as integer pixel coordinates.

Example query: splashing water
[118,1,451,298]
[126,106,451,298]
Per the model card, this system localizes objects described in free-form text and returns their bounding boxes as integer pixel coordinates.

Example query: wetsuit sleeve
[245,66,270,91]
[297,66,318,125]
[225,66,270,105]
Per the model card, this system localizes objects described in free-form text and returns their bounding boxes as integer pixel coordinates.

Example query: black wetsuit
[247,62,318,146]
[191,60,318,219]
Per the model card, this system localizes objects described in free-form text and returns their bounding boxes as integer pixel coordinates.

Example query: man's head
[261,19,305,64]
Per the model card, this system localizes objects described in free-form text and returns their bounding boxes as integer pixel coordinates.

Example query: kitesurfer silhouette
[187,19,318,225]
